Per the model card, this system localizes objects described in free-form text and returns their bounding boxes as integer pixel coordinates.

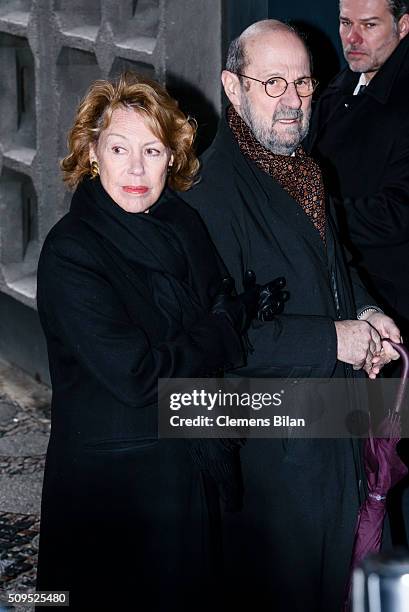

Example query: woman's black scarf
[70,177,225,332]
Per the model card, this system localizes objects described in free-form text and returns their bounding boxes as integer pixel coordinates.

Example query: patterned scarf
[227,106,326,243]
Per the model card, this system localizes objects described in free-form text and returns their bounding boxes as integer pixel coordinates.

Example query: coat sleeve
[333,131,409,248]
[243,314,337,377]
[187,204,338,378]
[37,236,244,407]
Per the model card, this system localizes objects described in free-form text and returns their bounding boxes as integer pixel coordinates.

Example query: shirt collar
[353,73,367,95]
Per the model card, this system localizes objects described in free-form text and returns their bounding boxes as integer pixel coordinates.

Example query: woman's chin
[116,195,152,214]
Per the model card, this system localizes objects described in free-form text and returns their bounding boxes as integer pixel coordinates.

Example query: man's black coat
[309,34,409,333]
[181,115,372,612]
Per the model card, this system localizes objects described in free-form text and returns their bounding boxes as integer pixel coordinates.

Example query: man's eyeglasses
[236,74,319,98]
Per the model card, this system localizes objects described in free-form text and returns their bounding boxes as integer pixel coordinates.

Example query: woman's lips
[122,186,149,194]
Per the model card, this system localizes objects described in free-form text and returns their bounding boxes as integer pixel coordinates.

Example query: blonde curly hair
[61,72,200,192]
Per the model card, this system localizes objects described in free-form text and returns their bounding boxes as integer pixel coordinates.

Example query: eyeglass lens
[266,77,315,97]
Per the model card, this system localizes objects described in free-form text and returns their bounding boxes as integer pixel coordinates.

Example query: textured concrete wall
[0,0,224,381]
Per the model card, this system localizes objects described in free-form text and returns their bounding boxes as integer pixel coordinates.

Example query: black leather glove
[211,270,289,332]
[258,276,288,321]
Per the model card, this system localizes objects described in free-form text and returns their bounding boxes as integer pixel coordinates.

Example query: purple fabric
[344,342,409,610]
[353,430,407,567]
[343,428,407,611]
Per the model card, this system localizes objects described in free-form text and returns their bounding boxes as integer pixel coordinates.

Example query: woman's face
[89,107,173,213]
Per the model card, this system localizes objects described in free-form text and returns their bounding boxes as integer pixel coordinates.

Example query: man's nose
[280,82,302,108]
[347,26,363,46]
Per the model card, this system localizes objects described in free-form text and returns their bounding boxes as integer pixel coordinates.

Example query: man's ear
[221,70,242,108]
[398,13,409,40]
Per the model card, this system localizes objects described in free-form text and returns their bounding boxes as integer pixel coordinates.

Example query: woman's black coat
[35,178,243,611]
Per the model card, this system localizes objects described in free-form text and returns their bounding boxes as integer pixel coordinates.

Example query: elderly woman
[35,73,285,611]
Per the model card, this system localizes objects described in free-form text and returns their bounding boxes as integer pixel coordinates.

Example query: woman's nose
[127,153,144,175]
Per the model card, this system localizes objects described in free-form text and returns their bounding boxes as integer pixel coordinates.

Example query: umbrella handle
[382,339,409,414]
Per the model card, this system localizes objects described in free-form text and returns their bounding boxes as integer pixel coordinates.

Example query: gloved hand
[258,276,288,321]
[211,270,288,333]
[241,270,288,321]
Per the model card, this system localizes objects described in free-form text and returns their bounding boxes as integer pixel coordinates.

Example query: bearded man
[181,19,400,612]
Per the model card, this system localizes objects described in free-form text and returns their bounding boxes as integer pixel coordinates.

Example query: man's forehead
[244,30,310,73]
[340,0,391,18]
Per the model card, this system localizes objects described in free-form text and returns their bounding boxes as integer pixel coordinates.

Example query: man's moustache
[273,110,303,121]
[345,45,367,54]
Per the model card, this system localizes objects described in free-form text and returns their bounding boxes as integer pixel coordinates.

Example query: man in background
[181,18,400,611]
[309,0,409,550]
[309,0,409,338]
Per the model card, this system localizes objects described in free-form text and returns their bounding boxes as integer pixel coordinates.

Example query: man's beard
[240,94,311,156]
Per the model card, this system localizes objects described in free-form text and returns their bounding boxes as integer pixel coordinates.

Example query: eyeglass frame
[235,73,319,98]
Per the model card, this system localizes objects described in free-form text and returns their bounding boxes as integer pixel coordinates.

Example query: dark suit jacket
[181,114,371,612]
[309,34,409,330]
[35,181,243,611]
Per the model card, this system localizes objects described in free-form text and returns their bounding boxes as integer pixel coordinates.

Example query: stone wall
[0,0,224,381]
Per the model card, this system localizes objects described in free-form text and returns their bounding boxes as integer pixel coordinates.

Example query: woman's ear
[89,142,97,164]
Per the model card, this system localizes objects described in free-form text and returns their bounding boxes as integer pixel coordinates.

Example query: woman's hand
[211,271,289,332]
[256,276,288,321]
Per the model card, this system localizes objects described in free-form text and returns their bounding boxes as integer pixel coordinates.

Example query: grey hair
[387,0,409,21]
[225,36,246,74]
[225,20,302,73]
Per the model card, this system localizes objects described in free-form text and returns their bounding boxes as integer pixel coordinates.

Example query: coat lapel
[237,150,328,266]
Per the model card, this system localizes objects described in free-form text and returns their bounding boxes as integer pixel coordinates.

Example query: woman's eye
[112,146,124,154]
[146,148,160,156]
